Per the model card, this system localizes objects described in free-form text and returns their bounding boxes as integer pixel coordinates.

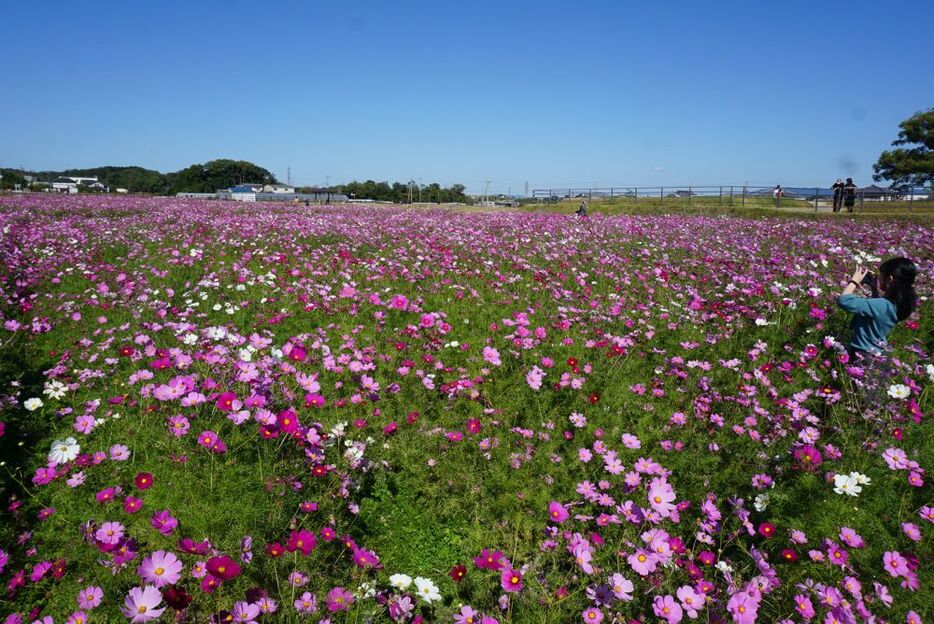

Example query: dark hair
[878,257,917,321]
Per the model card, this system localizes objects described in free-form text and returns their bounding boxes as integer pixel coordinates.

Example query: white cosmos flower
[24,398,43,411]
[753,493,769,512]
[48,437,80,465]
[833,474,862,497]
[43,381,67,400]
[887,384,910,400]
[389,573,412,590]
[849,471,871,485]
[413,576,441,603]
[927,364,934,383]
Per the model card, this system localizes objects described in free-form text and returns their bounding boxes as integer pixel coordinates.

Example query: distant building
[857,184,898,201]
[232,182,265,193]
[263,183,295,194]
[51,176,106,193]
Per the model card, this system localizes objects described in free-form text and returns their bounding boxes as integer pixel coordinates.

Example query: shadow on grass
[0,333,54,545]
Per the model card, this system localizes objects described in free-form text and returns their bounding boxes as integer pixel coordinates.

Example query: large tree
[167,159,277,193]
[872,108,934,188]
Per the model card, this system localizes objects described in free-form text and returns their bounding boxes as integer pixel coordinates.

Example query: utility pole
[287,166,291,186]
[483,180,491,204]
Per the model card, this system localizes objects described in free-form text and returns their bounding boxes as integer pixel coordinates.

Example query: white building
[263,183,295,194]
[51,176,106,193]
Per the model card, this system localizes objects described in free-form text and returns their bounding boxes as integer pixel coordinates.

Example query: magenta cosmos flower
[326,587,354,612]
[121,585,166,622]
[137,550,183,587]
[548,501,570,523]
[500,568,523,592]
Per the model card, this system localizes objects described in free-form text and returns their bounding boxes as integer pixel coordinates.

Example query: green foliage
[25,160,277,194]
[167,159,278,194]
[0,169,28,189]
[873,108,934,188]
[340,179,469,203]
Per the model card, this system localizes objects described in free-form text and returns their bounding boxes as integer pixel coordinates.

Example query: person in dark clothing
[843,178,857,212]
[575,201,588,216]
[832,178,844,212]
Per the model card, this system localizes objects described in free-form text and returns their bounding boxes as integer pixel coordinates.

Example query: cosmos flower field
[0,194,931,624]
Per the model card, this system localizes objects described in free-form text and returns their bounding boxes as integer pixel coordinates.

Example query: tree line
[1,160,277,194]
[337,180,468,203]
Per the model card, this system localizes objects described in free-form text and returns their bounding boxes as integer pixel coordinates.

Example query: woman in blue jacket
[837,257,917,358]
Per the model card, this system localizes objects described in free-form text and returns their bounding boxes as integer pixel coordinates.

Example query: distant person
[576,200,588,217]
[837,257,917,359]
[832,178,845,212]
[843,178,857,212]
[772,185,784,206]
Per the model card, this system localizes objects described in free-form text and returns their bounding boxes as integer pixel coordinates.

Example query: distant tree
[0,169,28,189]
[873,108,934,188]
[167,160,277,193]
[338,179,468,203]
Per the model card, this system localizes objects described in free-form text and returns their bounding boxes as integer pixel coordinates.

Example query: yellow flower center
[155,567,165,575]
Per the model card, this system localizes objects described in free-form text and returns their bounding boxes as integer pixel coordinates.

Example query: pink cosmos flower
[77,585,103,610]
[548,501,569,523]
[352,547,380,569]
[582,607,603,623]
[66,611,89,624]
[150,510,178,535]
[231,601,261,623]
[294,590,317,613]
[726,591,759,624]
[206,555,240,581]
[325,587,353,612]
[95,521,125,545]
[677,585,703,618]
[652,595,683,624]
[609,572,633,601]
[647,477,676,518]
[455,605,480,624]
[573,544,594,574]
[137,550,183,588]
[839,527,864,548]
[901,522,922,542]
[286,529,317,556]
[109,444,130,461]
[474,548,505,570]
[628,549,657,576]
[794,594,815,620]
[883,551,910,577]
[167,415,190,437]
[501,568,523,592]
[121,585,166,623]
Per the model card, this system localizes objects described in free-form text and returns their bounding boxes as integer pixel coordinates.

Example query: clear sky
[2,0,931,194]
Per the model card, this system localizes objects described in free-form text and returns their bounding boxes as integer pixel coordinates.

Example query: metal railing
[529,185,931,212]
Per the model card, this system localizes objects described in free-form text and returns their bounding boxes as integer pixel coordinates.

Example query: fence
[529,185,932,212]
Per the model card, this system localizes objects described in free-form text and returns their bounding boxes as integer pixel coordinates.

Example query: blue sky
[2,0,931,194]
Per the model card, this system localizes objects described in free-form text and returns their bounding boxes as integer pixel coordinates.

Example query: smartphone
[861,272,875,286]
